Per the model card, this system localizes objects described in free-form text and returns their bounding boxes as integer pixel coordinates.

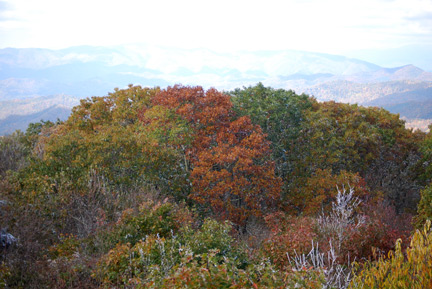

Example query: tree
[231,85,424,215]
[287,169,369,215]
[0,131,30,177]
[414,184,432,229]
[294,101,424,214]
[230,83,312,186]
[149,85,281,225]
[9,85,192,238]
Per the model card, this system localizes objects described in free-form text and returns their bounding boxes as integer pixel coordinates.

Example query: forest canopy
[1,83,431,288]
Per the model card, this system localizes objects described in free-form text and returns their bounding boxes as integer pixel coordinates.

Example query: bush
[263,212,317,269]
[0,131,30,177]
[154,251,324,289]
[350,220,432,288]
[414,184,432,229]
[100,200,193,250]
[315,187,412,263]
[94,218,247,288]
[341,201,412,262]
[95,235,183,287]
[180,219,236,258]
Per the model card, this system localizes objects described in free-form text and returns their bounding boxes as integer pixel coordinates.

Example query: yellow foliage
[350,220,432,288]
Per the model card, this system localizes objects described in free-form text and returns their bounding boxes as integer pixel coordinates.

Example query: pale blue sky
[0,0,431,66]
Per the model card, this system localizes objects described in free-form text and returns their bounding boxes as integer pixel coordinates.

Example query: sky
[0,0,431,66]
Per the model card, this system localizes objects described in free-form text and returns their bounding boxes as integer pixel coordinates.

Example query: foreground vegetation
[1,83,432,288]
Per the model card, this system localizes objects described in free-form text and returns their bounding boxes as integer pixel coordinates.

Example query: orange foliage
[144,85,281,225]
[288,168,370,215]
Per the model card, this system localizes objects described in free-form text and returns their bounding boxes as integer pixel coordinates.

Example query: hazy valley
[1,45,432,134]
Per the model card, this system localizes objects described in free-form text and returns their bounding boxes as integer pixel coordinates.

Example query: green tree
[414,184,432,229]
[293,101,424,214]
[231,83,312,180]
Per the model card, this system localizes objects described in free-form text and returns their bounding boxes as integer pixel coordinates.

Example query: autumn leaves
[142,85,281,225]
[36,83,423,230]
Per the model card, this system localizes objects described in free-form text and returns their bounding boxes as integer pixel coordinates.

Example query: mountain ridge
[1,45,431,133]
[0,105,72,135]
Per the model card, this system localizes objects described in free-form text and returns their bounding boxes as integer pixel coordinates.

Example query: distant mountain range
[0,94,80,135]
[1,45,431,134]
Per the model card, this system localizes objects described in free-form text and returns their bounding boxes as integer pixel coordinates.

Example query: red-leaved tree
[144,85,281,226]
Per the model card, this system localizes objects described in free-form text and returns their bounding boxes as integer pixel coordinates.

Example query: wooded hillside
[1,83,432,288]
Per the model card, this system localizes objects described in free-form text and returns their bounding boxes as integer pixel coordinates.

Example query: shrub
[152,251,321,289]
[151,250,249,289]
[315,187,412,263]
[414,184,432,229]
[95,235,184,287]
[180,218,235,258]
[101,200,193,250]
[263,212,317,269]
[287,241,353,289]
[350,220,432,288]
[341,201,412,262]
[94,218,246,288]
[0,262,11,288]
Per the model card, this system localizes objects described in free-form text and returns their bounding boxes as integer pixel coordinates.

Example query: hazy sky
[0,0,431,55]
